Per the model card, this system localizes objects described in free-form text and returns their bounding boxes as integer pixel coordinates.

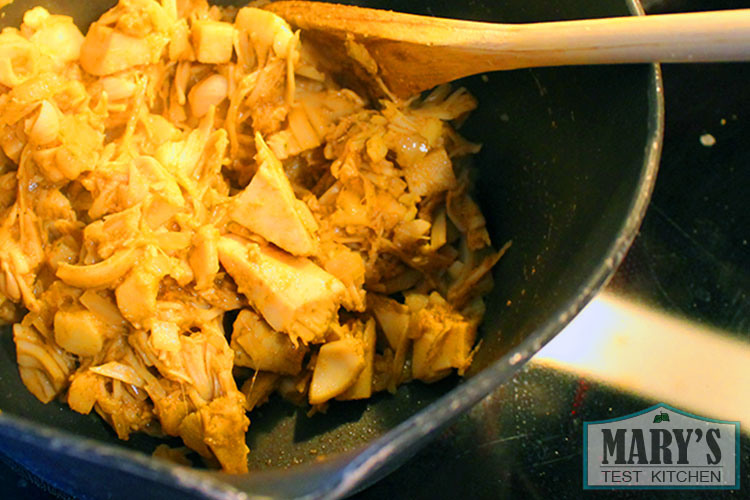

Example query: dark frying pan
[0,0,663,498]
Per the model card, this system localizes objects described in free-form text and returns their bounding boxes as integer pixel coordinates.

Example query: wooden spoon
[265,1,750,98]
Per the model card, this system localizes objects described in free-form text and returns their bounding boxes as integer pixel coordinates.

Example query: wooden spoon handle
[266,3,750,95]
[268,3,750,67]
[504,9,750,69]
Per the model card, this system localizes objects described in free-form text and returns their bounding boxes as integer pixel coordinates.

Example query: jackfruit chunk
[114,247,167,326]
[235,7,294,59]
[337,318,376,401]
[13,321,75,403]
[309,337,364,405]
[403,148,456,198]
[231,134,318,256]
[318,242,366,312]
[67,371,100,414]
[149,320,180,352]
[372,294,411,390]
[24,8,85,65]
[240,372,280,412]
[217,236,344,344]
[189,225,220,290]
[53,308,105,357]
[411,293,477,383]
[231,309,305,375]
[56,248,138,289]
[370,295,409,350]
[115,268,159,326]
[26,100,60,145]
[192,20,234,64]
[197,395,250,474]
[188,74,229,118]
[80,24,159,76]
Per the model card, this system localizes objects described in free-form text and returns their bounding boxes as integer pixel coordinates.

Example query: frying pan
[0,0,663,498]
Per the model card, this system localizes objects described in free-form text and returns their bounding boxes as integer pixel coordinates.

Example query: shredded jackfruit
[0,0,505,473]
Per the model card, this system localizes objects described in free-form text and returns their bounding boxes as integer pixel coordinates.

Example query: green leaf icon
[661,412,670,422]
[653,415,662,423]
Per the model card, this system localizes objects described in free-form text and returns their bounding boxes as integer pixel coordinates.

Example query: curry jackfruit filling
[0,0,506,473]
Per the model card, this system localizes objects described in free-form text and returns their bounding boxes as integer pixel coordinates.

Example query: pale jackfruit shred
[0,0,504,473]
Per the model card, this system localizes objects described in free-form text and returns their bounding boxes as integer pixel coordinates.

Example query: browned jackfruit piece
[318,241,366,312]
[23,7,85,66]
[13,321,75,403]
[411,293,477,383]
[370,294,409,350]
[56,248,139,289]
[235,7,294,60]
[80,24,158,75]
[67,371,102,414]
[231,309,306,375]
[192,20,234,64]
[231,133,318,257]
[53,308,106,357]
[309,337,364,405]
[217,236,344,345]
[197,395,250,474]
[115,268,160,326]
[79,0,170,76]
[403,149,456,198]
[144,379,191,437]
[189,225,220,290]
[240,371,280,412]
[337,318,376,401]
